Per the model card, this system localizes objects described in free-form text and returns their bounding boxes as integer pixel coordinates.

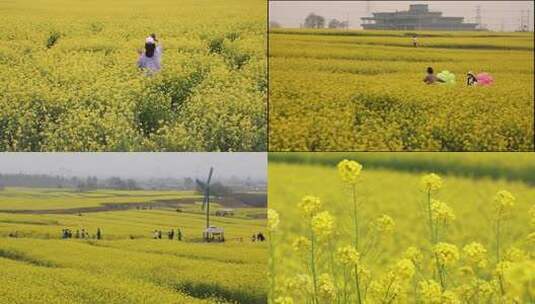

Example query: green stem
[343,270,348,304]
[351,184,363,304]
[496,216,505,297]
[310,225,318,304]
[434,253,445,290]
[352,184,359,250]
[328,240,340,304]
[268,230,275,302]
[426,191,435,244]
[354,265,363,304]
[496,218,501,263]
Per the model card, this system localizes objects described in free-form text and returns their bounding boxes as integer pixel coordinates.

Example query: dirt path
[0,192,267,215]
[0,199,195,215]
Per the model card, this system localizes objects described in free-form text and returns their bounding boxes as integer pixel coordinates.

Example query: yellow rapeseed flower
[462,242,487,268]
[311,211,335,239]
[504,247,527,262]
[292,236,311,253]
[337,159,362,184]
[274,296,294,304]
[431,199,456,223]
[298,195,322,217]
[441,290,461,304]
[394,258,415,280]
[421,173,442,193]
[335,245,360,266]
[493,190,515,217]
[434,242,460,267]
[404,246,423,266]
[267,209,280,231]
[374,214,395,235]
[418,280,442,303]
[317,273,336,300]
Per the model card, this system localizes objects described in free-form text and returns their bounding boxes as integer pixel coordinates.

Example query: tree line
[270,13,349,29]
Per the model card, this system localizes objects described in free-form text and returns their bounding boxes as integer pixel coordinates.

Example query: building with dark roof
[361,4,479,31]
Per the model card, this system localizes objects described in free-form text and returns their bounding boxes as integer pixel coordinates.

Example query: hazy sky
[270,1,534,31]
[0,153,267,180]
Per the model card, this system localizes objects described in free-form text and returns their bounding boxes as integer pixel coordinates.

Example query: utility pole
[366,0,371,15]
[528,10,532,32]
[520,10,528,32]
[475,5,482,30]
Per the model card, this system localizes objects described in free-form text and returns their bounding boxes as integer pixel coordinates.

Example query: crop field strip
[269,29,534,151]
[0,0,266,151]
[0,188,267,303]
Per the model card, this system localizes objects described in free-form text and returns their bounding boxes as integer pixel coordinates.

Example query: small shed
[203,226,225,242]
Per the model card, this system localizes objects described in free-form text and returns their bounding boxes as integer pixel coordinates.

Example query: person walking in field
[153,230,159,239]
[177,228,182,241]
[96,228,102,240]
[467,71,478,86]
[137,34,163,75]
[423,67,444,85]
[412,35,419,48]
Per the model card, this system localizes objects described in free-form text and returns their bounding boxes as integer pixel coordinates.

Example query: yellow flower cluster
[317,273,336,300]
[394,259,415,280]
[374,214,395,235]
[434,242,460,267]
[404,246,423,266]
[504,247,527,262]
[292,236,311,253]
[267,209,280,231]
[337,159,363,184]
[298,195,322,217]
[430,199,456,223]
[336,245,360,266]
[462,242,487,268]
[274,296,294,304]
[311,211,335,239]
[493,190,515,218]
[421,173,443,193]
[418,280,442,303]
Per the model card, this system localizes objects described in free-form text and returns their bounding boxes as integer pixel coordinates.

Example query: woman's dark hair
[145,43,156,58]
[427,67,434,74]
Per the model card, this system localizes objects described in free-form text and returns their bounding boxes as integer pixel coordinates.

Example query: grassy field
[269,29,534,151]
[268,153,534,303]
[0,188,267,303]
[0,187,199,210]
[0,0,266,151]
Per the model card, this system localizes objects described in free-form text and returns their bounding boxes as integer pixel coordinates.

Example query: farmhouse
[361,4,478,31]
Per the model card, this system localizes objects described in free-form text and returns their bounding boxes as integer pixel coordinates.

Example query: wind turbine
[196,167,214,230]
